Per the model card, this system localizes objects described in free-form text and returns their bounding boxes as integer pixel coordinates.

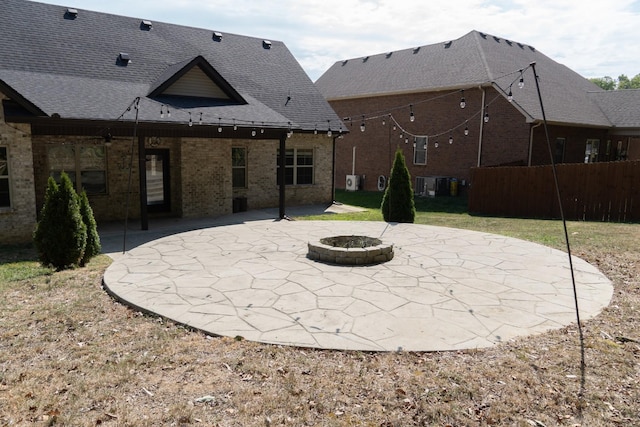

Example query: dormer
[148,56,246,104]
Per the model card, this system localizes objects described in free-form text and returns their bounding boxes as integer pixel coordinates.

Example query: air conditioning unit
[345,174,360,191]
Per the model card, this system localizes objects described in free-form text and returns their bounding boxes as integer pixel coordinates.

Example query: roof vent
[493,36,500,42]
[517,42,524,49]
[413,47,421,54]
[528,45,536,52]
[505,40,513,46]
[262,40,272,49]
[342,59,348,66]
[212,31,223,41]
[385,52,393,58]
[141,20,153,30]
[362,56,369,62]
[65,8,78,19]
[118,52,131,65]
[479,32,487,39]
[443,41,452,49]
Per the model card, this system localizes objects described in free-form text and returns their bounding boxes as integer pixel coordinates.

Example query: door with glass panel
[145,149,170,212]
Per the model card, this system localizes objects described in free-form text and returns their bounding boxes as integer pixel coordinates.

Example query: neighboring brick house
[315,30,640,194]
[0,0,343,244]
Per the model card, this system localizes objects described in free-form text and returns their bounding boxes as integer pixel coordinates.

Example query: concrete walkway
[101,205,613,352]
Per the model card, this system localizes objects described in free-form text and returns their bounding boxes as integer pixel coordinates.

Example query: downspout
[477,87,486,167]
[528,122,543,166]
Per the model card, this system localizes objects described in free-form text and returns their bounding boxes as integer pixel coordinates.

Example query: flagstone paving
[102,212,613,352]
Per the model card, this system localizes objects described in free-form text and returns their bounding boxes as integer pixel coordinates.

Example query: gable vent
[65,8,78,19]
[262,40,272,49]
[213,31,223,41]
[141,20,153,30]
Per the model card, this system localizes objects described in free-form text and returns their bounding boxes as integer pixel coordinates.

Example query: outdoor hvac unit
[345,174,360,191]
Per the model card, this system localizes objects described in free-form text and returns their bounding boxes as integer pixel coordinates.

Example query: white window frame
[413,136,428,165]
[584,139,600,163]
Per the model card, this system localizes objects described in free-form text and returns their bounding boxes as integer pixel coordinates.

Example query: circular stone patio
[102,220,613,352]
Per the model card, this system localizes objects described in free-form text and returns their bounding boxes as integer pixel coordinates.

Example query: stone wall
[0,93,37,244]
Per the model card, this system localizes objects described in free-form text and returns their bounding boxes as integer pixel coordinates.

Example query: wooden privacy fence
[468,161,640,222]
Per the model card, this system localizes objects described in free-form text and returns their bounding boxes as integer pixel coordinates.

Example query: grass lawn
[1,192,638,426]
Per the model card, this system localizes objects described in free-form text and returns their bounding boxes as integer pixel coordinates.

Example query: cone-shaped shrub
[381,149,415,223]
[33,173,87,270]
[79,189,101,266]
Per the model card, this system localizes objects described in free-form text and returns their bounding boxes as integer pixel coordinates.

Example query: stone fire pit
[307,235,394,265]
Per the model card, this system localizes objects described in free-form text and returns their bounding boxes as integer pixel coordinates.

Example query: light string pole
[122,97,141,254]
[530,61,586,399]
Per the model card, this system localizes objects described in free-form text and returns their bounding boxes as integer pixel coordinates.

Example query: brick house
[0,0,343,244]
[315,30,640,194]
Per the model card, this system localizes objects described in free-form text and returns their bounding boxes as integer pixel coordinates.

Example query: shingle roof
[588,89,640,130]
[315,30,613,128]
[0,0,341,132]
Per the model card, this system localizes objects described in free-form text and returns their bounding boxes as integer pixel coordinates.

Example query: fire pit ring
[307,235,394,265]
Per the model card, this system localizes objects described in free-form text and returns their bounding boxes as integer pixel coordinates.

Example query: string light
[518,70,525,89]
[360,115,365,132]
[287,122,293,138]
[233,119,237,131]
[314,125,318,135]
[449,135,453,144]
[484,106,489,123]
[507,86,514,102]
[464,121,469,136]
[188,112,193,127]
[218,118,222,132]
[261,122,265,134]
[327,120,332,137]
[199,112,203,125]
[409,104,415,122]
[460,90,466,109]
[435,141,439,148]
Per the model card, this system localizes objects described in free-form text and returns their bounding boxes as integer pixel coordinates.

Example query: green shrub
[33,173,87,270]
[79,190,101,266]
[381,149,415,223]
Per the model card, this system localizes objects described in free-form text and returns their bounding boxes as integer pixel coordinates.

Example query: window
[413,136,427,165]
[584,139,600,163]
[277,148,314,185]
[0,147,10,207]
[48,145,107,194]
[232,147,247,188]
[554,138,566,163]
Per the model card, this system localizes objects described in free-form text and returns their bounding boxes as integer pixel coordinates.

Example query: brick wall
[530,125,610,165]
[0,93,37,244]
[329,87,531,192]
[27,131,334,228]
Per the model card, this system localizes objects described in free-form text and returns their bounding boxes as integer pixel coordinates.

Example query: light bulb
[251,129,257,137]
[449,136,453,144]
[484,112,489,123]
[160,106,164,118]
[435,142,439,148]
[464,126,469,136]
[507,89,513,102]
[360,123,365,132]
[327,129,332,137]
[518,77,524,89]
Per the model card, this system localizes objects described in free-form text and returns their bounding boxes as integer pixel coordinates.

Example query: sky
[37,0,640,82]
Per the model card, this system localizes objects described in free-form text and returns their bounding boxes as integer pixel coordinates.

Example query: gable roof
[315,30,612,128]
[0,0,341,133]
